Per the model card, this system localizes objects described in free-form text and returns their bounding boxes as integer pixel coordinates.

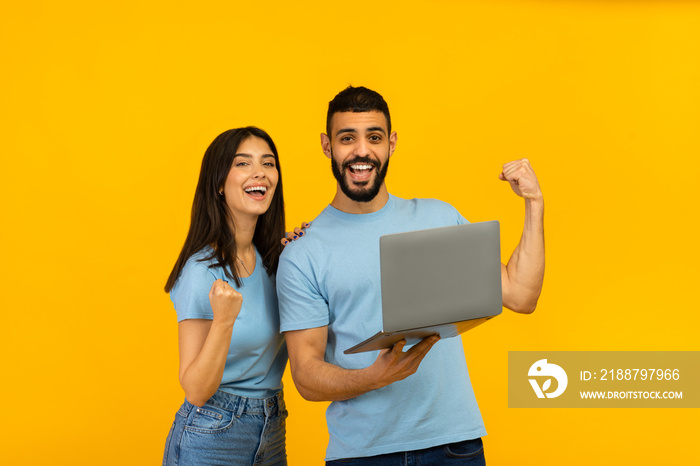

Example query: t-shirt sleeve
[440,200,468,225]
[276,251,330,332]
[455,206,468,225]
[170,260,217,322]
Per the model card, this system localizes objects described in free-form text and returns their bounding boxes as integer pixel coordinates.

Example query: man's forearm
[286,328,439,402]
[502,197,545,313]
[290,357,383,402]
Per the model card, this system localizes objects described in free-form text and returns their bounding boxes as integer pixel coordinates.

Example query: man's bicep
[276,255,330,331]
[284,326,328,373]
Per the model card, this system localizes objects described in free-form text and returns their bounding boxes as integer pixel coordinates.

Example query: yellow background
[1,1,698,464]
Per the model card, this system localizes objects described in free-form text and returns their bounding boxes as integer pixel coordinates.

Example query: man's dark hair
[326,86,391,136]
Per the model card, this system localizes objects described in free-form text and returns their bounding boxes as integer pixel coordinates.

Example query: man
[277,86,544,465]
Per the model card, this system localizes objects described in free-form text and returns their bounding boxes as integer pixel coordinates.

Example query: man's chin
[341,185,380,203]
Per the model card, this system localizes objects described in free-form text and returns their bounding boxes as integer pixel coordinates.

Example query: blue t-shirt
[170,247,287,399]
[277,195,486,460]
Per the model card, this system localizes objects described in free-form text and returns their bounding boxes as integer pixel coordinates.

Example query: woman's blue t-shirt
[170,247,287,398]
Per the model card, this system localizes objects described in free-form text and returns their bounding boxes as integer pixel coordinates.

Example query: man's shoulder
[279,211,336,263]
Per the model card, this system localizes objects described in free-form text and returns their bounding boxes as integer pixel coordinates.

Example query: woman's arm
[177,279,242,406]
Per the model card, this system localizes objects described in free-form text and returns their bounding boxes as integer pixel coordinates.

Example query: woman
[163,127,293,466]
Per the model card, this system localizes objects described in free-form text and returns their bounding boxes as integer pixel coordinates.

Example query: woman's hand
[281,222,311,246]
[208,279,243,326]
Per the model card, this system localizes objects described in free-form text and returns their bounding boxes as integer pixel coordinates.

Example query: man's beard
[331,152,389,203]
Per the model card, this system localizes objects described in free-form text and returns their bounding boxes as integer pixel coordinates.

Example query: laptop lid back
[379,221,502,332]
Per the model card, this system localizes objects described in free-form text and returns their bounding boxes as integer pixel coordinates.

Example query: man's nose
[353,138,370,157]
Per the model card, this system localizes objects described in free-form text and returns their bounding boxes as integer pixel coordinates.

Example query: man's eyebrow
[366,126,386,135]
[336,126,387,136]
[336,128,357,136]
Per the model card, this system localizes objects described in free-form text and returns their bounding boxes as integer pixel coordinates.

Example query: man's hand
[367,336,440,387]
[499,158,542,201]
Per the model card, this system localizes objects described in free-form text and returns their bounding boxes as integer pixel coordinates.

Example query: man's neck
[330,185,389,214]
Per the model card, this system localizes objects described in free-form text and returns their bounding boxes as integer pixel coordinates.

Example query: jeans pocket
[444,438,484,458]
[185,404,235,434]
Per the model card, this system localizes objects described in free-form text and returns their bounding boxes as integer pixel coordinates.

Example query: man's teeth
[245,186,267,193]
[351,164,373,170]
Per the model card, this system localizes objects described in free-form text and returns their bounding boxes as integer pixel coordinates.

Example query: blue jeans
[163,390,287,466]
[326,438,485,466]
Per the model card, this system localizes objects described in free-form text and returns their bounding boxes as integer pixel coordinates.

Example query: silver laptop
[344,221,502,354]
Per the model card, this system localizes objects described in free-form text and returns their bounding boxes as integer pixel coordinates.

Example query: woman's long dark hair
[165,127,286,292]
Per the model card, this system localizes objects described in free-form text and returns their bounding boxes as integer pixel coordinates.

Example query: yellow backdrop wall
[1,1,698,464]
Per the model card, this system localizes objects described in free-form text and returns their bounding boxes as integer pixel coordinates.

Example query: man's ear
[321,133,332,159]
[389,131,397,157]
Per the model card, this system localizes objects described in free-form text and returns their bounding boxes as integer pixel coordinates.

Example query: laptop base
[343,316,495,354]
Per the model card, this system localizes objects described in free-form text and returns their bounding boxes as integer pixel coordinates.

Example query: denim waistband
[185,390,285,418]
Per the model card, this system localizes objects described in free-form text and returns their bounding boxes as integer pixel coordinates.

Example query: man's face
[322,111,397,203]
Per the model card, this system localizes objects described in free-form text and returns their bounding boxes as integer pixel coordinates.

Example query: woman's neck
[230,213,258,276]
[232,215,256,251]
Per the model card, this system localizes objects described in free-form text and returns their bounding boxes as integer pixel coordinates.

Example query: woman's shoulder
[175,247,221,289]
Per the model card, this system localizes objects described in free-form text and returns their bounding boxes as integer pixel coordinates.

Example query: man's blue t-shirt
[170,247,287,399]
[277,195,486,460]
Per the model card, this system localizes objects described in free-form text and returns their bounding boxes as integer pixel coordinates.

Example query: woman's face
[222,136,279,222]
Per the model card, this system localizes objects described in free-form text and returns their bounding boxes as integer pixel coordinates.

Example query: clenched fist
[499,158,542,201]
[209,279,243,326]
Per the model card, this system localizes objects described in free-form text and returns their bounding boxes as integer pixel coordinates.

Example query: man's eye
[369,135,381,142]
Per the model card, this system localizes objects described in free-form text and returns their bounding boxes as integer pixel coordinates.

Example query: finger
[407,335,439,357]
[390,340,407,354]
[281,237,290,246]
[502,158,530,171]
[501,165,531,184]
[302,221,311,228]
[286,230,298,241]
[503,159,534,178]
[209,279,226,297]
[404,336,439,368]
[499,172,520,184]
[293,226,304,237]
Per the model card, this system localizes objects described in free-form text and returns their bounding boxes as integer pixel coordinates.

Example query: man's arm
[499,158,545,314]
[285,326,439,402]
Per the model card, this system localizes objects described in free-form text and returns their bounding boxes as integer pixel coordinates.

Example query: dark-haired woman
[163,127,293,466]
